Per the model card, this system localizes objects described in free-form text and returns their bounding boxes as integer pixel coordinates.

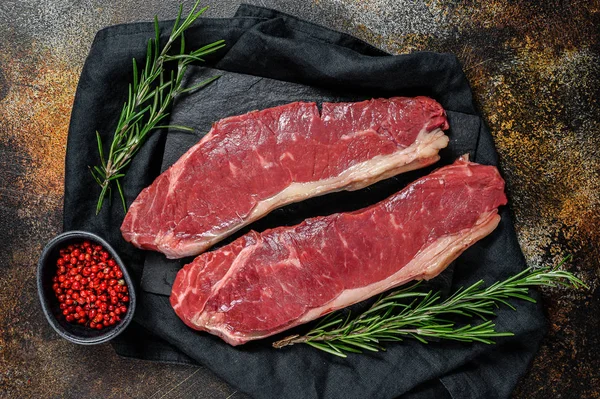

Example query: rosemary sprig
[90,0,225,214]
[273,256,586,357]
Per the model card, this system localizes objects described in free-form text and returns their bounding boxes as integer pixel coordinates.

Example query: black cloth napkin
[64,5,546,398]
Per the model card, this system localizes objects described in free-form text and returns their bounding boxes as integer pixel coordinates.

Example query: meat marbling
[170,157,508,346]
[121,97,449,258]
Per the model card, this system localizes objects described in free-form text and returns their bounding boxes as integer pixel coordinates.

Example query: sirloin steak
[121,97,449,258]
[170,157,508,346]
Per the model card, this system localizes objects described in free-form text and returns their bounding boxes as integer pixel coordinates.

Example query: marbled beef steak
[121,97,449,258]
[170,157,508,346]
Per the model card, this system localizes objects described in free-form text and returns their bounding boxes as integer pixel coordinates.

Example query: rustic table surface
[1,1,598,398]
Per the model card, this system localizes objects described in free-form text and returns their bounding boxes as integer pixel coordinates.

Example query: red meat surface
[121,97,449,258]
[170,157,507,346]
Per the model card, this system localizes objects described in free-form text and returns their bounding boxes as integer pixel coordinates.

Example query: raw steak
[122,97,449,258]
[170,156,508,346]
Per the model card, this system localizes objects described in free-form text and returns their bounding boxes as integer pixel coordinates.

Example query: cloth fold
[63,5,545,399]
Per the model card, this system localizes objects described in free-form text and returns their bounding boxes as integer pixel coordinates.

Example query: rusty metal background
[1,1,598,397]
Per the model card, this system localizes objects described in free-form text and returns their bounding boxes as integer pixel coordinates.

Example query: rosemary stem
[92,0,224,214]
[272,259,585,355]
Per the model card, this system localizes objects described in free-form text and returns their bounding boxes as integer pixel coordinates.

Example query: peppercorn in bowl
[37,231,136,345]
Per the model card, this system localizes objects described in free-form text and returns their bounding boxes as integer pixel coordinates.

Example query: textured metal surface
[0,0,598,398]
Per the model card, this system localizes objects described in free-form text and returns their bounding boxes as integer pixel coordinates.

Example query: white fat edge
[189,240,260,327]
[172,250,220,312]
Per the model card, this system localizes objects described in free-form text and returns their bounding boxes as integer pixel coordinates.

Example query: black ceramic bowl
[37,231,136,345]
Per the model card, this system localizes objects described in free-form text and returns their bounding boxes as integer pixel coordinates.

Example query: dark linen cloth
[63,5,545,398]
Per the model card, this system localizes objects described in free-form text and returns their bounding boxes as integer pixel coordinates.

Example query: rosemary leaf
[306,341,347,358]
[115,179,126,214]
